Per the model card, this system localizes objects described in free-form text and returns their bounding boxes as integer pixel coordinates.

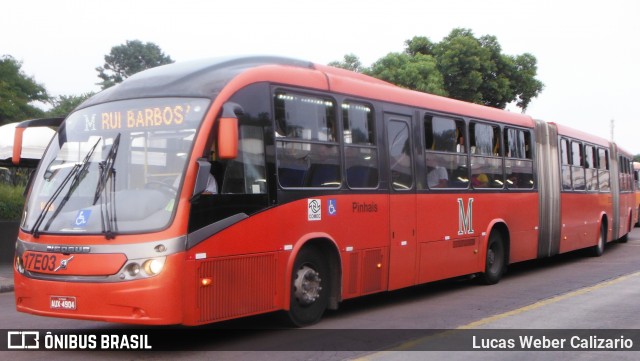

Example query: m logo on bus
[457,198,474,235]
[84,114,97,131]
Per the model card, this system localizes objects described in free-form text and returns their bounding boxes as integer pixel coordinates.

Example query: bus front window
[22,98,210,236]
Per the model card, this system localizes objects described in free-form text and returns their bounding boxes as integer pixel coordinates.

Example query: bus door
[385,114,417,290]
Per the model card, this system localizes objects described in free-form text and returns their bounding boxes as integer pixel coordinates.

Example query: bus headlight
[143,258,165,276]
[119,257,166,280]
[15,256,25,274]
[125,262,141,277]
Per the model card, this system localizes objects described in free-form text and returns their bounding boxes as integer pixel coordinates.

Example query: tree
[328,53,364,72]
[429,28,544,110]
[432,29,490,105]
[0,55,49,125]
[405,36,435,57]
[46,93,95,118]
[366,53,447,96]
[96,40,174,90]
[332,29,544,111]
[511,53,545,111]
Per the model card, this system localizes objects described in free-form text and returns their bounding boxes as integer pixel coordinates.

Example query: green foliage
[96,40,175,90]
[433,29,490,104]
[405,36,435,57]
[328,53,364,72]
[511,53,545,110]
[0,183,25,221]
[47,92,95,118]
[330,28,545,111]
[366,53,447,96]
[0,55,49,126]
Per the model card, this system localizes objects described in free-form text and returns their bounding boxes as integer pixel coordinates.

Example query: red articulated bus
[634,162,640,227]
[6,56,636,326]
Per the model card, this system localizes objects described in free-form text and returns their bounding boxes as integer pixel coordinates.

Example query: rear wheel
[618,216,631,243]
[479,231,506,285]
[286,246,330,327]
[590,224,606,256]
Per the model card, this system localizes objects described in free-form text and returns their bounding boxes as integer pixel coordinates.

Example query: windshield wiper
[31,138,101,238]
[93,133,120,240]
[30,164,79,238]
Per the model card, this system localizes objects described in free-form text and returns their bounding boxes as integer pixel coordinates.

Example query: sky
[2,0,639,154]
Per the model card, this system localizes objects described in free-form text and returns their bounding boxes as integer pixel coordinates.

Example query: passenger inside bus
[426,157,448,188]
[472,173,489,188]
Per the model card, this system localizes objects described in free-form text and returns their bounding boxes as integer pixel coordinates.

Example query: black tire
[286,246,330,327]
[590,224,606,256]
[618,217,631,243]
[479,231,506,285]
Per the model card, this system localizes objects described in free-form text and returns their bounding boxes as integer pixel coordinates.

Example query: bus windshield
[22,97,210,237]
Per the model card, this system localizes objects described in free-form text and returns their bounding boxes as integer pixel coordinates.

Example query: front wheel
[286,246,330,327]
[479,231,506,285]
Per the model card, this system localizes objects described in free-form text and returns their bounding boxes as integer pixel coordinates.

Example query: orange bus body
[634,162,640,227]
[10,56,636,326]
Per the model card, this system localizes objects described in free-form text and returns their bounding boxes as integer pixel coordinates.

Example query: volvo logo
[46,245,91,254]
[54,256,74,272]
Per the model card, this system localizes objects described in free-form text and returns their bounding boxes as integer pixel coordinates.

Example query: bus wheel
[479,231,505,285]
[286,246,329,327]
[618,213,632,243]
[590,224,606,256]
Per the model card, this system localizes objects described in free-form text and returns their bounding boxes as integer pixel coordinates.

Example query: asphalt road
[2,228,640,360]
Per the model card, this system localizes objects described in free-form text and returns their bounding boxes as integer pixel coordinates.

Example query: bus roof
[552,121,635,156]
[80,55,534,128]
[315,63,534,128]
[552,122,611,147]
[79,56,314,109]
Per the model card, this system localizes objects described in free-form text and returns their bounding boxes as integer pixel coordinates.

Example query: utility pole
[610,119,614,141]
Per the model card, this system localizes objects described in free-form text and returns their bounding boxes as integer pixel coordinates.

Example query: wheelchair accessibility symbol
[328,199,337,216]
[74,210,92,227]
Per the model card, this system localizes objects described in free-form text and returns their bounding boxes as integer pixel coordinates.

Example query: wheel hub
[294,266,322,305]
[487,249,495,265]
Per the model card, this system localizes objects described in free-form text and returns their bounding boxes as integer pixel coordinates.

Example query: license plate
[50,296,76,310]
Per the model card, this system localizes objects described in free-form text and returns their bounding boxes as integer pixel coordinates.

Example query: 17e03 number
[23,253,57,272]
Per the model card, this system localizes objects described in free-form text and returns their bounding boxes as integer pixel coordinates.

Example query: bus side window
[388,120,413,190]
[423,115,468,190]
[274,91,340,189]
[561,138,572,191]
[504,128,534,189]
[571,141,585,191]
[470,121,503,189]
[598,148,610,192]
[584,145,598,191]
[343,102,378,188]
